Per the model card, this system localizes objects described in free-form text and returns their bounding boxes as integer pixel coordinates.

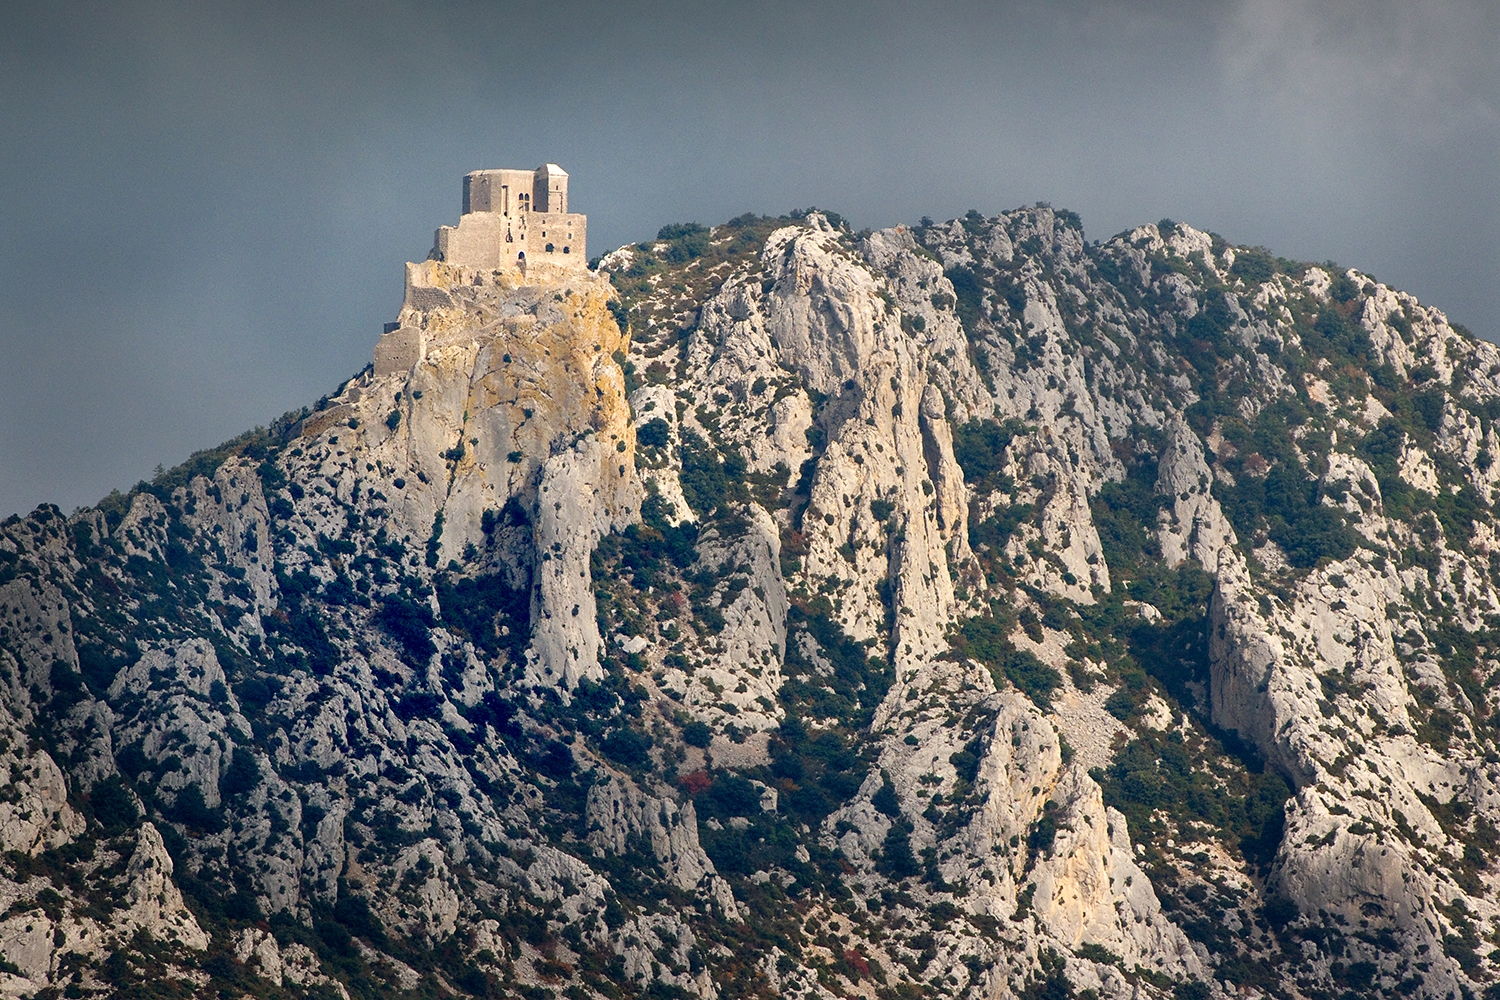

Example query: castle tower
[431,164,587,269]
[534,163,568,213]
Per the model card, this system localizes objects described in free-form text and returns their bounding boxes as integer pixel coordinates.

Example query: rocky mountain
[2,200,1498,1000]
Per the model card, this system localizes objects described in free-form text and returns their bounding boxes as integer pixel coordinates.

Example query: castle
[430,165,587,269]
[373,166,591,377]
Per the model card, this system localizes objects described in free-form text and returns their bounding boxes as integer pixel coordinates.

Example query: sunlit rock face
[3,201,1499,999]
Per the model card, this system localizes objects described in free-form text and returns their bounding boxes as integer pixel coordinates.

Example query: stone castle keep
[430,164,587,269]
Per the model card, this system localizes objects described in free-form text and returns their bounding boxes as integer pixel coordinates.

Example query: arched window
[545,243,554,253]
[517,251,526,260]
[562,246,571,254]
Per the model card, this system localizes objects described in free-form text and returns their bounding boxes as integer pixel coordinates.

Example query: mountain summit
[1,180,1497,1000]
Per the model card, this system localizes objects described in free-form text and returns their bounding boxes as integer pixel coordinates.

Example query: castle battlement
[431,164,587,270]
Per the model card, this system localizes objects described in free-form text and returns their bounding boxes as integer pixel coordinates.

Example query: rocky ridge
[0,203,1494,1000]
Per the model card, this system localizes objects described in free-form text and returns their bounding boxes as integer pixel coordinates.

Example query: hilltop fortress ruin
[373,165,594,377]
[430,164,586,269]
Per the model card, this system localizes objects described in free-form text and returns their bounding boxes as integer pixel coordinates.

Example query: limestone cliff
[1,204,1498,1000]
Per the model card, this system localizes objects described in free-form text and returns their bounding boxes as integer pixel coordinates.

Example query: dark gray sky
[3,1,1497,517]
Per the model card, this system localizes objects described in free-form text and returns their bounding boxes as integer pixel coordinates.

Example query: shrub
[1020,948,1072,1000]
[77,640,137,697]
[534,740,574,779]
[600,727,653,768]
[612,499,698,589]
[1229,247,1277,285]
[878,821,921,879]
[395,691,442,722]
[657,222,708,241]
[377,596,437,665]
[949,737,983,784]
[678,431,746,517]
[1220,458,1358,569]
[164,785,226,833]
[219,747,262,800]
[950,615,1061,709]
[1076,942,1120,966]
[693,774,761,818]
[1329,271,1361,303]
[637,418,671,448]
[1262,896,1298,928]
[1097,729,1289,867]
[871,774,901,818]
[1090,466,1165,573]
[952,419,1028,490]
[1028,801,1059,855]
[425,511,445,568]
[840,949,870,980]
[1305,304,1372,365]
[655,223,710,263]
[437,572,530,659]
[90,775,139,834]
[606,298,630,333]
[1412,390,1446,433]
[944,266,984,331]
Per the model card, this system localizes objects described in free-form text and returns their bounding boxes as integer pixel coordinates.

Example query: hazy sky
[2,1,1497,517]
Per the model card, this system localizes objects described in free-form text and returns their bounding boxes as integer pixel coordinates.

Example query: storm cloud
[2,0,1496,516]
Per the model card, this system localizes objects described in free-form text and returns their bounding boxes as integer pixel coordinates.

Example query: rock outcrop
[1,203,1497,1000]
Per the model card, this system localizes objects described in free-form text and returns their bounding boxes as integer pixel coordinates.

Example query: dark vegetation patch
[952,418,1029,493]
[1096,729,1288,869]
[944,266,984,332]
[436,570,531,662]
[678,431,748,519]
[1228,247,1280,286]
[376,594,437,666]
[947,614,1061,709]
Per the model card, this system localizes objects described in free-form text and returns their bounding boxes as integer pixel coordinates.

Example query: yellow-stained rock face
[297,259,640,689]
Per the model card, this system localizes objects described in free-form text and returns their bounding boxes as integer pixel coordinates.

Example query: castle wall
[435,209,586,268]
[374,324,423,377]
[464,169,539,216]
[434,213,511,269]
[525,212,586,263]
